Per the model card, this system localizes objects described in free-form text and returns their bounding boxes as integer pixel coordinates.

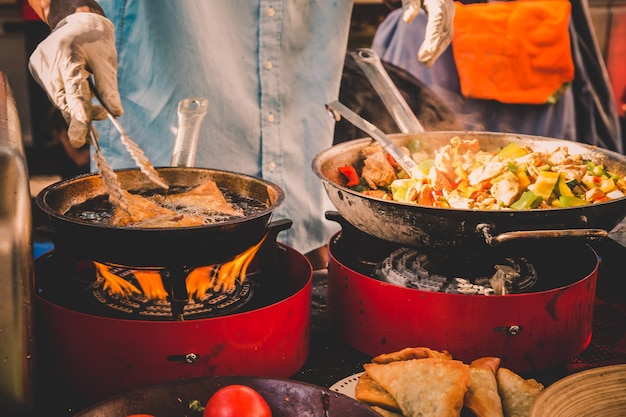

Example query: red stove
[324,212,599,374]
[34,220,312,404]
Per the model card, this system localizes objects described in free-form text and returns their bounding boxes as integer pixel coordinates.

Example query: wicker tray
[530,364,626,417]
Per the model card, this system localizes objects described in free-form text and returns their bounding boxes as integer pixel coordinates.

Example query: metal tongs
[326,100,421,178]
[350,48,425,135]
[88,128,130,213]
[88,79,169,212]
[327,48,430,178]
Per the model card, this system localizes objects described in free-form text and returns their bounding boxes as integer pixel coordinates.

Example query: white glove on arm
[29,12,123,147]
[401,0,455,67]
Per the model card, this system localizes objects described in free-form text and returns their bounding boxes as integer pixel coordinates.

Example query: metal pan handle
[477,223,608,245]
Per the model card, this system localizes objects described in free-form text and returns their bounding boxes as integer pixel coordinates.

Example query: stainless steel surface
[326,100,420,177]
[351,48,424,134]
[170,98,209,167]
[0,71,35,415]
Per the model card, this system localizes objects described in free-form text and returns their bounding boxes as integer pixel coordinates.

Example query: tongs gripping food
[89,79,169,190]
[88,128,130,213]
[326,100,421,179]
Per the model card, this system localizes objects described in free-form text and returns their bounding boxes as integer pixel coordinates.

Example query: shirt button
[267,7,275,17]
[265,60,273,70]
[268,162,276,171]
[267,113,275,122]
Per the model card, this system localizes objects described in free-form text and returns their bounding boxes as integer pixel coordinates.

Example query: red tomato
[203,385,272,417]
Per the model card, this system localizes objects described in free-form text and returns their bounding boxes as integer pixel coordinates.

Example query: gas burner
[373,247,538,295]
[89,265,255,320]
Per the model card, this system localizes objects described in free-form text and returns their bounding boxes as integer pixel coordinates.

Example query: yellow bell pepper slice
[558,173,574,197]
[532,171,560,200]
[498,143,529,159]
[516,170,531,190]
[559,195,590,207]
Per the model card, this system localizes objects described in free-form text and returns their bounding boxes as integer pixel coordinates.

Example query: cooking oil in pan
[64,185,268,226]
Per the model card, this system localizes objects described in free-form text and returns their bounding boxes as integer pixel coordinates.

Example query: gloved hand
[401,0,455,66]
[29,12,123,148]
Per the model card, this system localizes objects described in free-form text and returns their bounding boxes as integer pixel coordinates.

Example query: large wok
[37,167,285,267]
[312,131,626,250]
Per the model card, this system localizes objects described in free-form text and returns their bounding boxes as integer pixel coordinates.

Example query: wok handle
[170,98,209,168]
[477,224,609,245]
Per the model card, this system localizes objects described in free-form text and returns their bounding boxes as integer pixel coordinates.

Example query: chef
[27,0,454,269]
[372,0,622,153]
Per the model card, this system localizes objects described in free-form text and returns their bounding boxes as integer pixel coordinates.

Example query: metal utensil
[351,48,425,134]
[170,98,209,167]
[89,79,169,189]
[326,100,420,178]
[88,128,129,213]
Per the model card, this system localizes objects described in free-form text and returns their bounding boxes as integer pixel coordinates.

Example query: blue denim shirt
[94,0,353,253]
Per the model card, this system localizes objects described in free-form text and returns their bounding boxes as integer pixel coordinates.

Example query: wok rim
[312,130,626,214]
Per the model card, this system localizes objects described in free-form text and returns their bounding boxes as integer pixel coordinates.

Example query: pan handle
[351,48,424,134]
[477,223,608,245]
[170,98,209,168]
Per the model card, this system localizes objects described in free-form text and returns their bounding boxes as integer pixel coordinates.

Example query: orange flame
[95,234,267,300]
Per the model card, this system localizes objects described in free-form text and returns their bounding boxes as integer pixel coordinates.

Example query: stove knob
[167,353,200,363]
[493,325,522,336]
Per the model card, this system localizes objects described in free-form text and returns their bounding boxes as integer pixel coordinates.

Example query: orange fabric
[452,0,574,105]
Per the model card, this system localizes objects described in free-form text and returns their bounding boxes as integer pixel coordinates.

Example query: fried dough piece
[364,358,470,417]
[357,347,453,413]
[110,191,205,227]
[496,367,544,417]
[372,347,453,364]
[371,405,404,417]
[464,357,504,417]
[355,372,401,412]
[157,180,243,217]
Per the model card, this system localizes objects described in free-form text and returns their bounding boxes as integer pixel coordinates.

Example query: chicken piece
[428,165,453,192]
[548,146,583,166]
[434,145,456,183]
[451,136,481,155]
[417,184,436,206]
[156,180,243,217]
[514,151,547,168]
[361,152,397,189]
[490,173,522,207]
[359,143,383,158]
[468,161,505,186]
[552,164,587,182]
[363,189,391,199]
[586,187,605,201]
[110,191,205,227]
[447,191,474,209]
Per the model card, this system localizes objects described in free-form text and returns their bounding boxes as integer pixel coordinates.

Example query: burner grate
[89,265,255,320]
[373,247,538,295]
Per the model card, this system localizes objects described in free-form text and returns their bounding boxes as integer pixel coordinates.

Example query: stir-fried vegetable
[337,136,626,210]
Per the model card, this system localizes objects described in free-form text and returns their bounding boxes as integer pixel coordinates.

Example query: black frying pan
[36,167,285,267]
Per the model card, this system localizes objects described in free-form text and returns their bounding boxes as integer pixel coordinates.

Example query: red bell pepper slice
[385,153,398,168]
[338,165,360,187]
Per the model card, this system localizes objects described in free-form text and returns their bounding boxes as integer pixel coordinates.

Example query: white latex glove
[401,0,455,67]
[29,13,123,147]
